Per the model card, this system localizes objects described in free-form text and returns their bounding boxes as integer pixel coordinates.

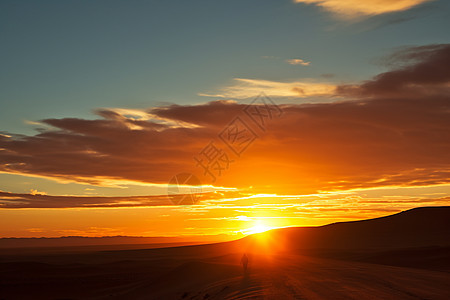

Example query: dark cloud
[0,109,217,185]
[0,190,169,208]
[149,100,244,128]
[0,190,243,209]
[0,44,449,195]
[338,44,450,97]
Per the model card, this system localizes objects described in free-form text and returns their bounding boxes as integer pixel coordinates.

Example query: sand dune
[240,206,450,251]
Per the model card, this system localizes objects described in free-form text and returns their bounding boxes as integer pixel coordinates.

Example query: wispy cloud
[286,58,311,66]
[199,78,336,99]
[294,0,434,19]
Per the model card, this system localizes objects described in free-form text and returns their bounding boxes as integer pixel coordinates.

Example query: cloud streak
[294,0,434,19]
[286,58,311,66]
[199,78,336,99]
[0,190,170,208]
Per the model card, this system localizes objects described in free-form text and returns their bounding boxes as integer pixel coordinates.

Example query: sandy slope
[118,253,450,300]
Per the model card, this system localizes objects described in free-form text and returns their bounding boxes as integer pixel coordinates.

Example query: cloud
[0,190,170,208]
[30,189,47,196]
[294,0,433,19]
[0,189,244,209]
[0,44,449,195]
[2,186,448,213]
[0,109,206,186]
[199,78,336,99]
[337,44,450,97]
[286,58,311,66]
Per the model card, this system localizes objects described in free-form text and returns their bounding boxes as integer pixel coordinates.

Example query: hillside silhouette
[243,206,450,251]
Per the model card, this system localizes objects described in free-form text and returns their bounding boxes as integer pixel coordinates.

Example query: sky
[0,0,449,238]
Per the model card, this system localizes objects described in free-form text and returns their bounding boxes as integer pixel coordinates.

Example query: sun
[249,224,271,234]
[241,220,273,235]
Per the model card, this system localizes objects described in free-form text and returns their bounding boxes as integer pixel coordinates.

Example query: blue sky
[1,0,449,135]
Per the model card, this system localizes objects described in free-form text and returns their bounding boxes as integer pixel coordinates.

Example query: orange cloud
[286,58,311,66]
[294,0,433,18]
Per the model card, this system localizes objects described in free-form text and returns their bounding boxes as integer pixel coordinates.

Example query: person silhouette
[241,253,249,275]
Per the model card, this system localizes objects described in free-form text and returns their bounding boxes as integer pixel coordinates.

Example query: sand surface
[120,253,450,300]
[2,249,449,299]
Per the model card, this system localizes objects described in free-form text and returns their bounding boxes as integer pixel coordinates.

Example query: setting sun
[241,221,274,235]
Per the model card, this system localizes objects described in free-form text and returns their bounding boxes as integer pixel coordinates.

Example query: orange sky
[1,184,449,237]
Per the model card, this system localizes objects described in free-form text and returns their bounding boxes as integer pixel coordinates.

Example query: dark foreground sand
[122,253,450,300]
[1,249,449,300]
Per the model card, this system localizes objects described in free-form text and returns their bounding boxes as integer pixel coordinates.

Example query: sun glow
[241,220,274,235]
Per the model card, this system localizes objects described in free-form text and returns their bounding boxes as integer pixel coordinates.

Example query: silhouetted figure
[241,253,249,275]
